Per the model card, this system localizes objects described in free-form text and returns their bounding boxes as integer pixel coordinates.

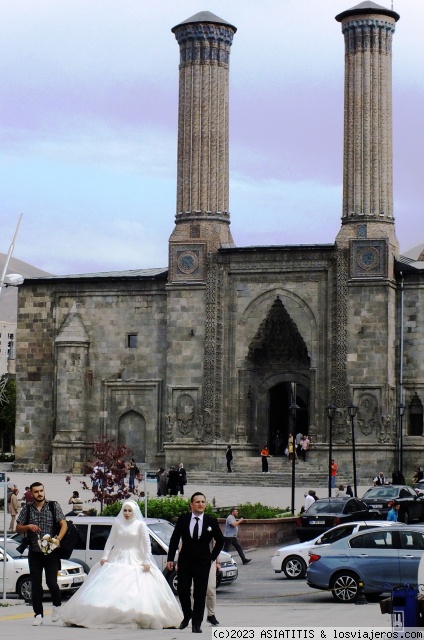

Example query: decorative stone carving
[176,393,196,435]
[357,394,378,437]
[165,414,175,443]
[248,297,309,365]
[379,414,393,443]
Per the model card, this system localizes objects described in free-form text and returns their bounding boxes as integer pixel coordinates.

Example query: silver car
[0,539,86,600]
[271,520,398,579]
[307,525,424,602]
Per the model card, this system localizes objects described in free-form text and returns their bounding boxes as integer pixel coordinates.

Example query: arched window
[409,393,423,436]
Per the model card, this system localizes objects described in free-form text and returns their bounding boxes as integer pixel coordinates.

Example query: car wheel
[282,555,307,579]
[17,576,32,601]
[330,572,360,603]
[165,569,178,596]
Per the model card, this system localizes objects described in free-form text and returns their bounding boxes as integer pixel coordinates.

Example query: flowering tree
[83,437,141,512]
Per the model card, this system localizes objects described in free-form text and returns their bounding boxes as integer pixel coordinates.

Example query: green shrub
[101,498,291,520]
[101,496,214,520]
[213,502,291,519]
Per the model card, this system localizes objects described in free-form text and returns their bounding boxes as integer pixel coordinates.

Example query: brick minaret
[169,11,236,283]
[333,2,401,423]
[336,1,400,249]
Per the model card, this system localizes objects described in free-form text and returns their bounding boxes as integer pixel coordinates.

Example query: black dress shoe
[207,615,219,625]
[180,618,191,629]
[192,626,202,633]
[242,558,252,565]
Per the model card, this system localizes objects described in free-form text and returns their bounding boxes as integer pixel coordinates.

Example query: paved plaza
[0,472,390,636]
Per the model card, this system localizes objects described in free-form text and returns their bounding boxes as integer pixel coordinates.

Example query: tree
[0,375,16,452]
[83,437,141,512]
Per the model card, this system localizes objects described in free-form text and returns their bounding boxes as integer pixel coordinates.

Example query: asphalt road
[219,544,338,605]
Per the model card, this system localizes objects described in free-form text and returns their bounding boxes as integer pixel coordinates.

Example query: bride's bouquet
[38,534,59,554]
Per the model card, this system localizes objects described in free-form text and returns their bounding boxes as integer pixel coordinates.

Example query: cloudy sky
[0,0,423,275]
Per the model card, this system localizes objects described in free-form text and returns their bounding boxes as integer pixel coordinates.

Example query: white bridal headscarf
[116,500,144,528]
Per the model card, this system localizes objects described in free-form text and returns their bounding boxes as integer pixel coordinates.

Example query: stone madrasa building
[14,3,424,477]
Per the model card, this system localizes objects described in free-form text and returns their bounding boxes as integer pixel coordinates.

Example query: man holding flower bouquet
[16,482,67,626]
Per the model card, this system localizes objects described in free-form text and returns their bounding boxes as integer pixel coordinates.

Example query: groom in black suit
[167,492,224,633]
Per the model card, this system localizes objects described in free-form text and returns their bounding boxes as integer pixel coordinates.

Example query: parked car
[307,525,424,602]
[411,479,424,496]
[271,520,400,579]
[65,515,238,594]
[295,497,379,541]
[0,539,86,600]
[361,485,424,522]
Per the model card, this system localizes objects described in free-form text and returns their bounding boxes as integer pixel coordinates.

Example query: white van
[67,515,238,594]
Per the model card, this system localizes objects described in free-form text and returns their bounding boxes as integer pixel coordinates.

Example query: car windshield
[148,521,174,545]
[305,501,345,515]
[0,540,28,558]
[363,487,398,499]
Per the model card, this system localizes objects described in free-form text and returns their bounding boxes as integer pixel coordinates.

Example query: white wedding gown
[61,517,182,629]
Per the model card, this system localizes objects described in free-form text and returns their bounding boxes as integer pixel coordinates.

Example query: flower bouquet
[38,534,59,554]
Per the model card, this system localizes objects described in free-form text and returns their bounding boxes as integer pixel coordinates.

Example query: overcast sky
[0,0,423,275]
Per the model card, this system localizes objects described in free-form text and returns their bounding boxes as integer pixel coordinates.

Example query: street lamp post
[347,404,358,497]
[326,403,337,498]
[289,403,300,515]
[398,403,405,475]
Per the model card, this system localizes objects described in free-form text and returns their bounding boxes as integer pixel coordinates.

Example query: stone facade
[13,5,424,479]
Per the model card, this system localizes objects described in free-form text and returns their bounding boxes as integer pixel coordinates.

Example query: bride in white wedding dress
[61,500,182,629]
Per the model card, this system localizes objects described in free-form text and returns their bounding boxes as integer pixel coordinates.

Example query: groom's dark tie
[193,517,199,541]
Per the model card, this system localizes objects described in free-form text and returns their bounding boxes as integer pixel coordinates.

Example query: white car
[271,520,400,579]
[0,538,87,600]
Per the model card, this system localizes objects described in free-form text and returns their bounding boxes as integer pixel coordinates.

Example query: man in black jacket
[167,492,224,633]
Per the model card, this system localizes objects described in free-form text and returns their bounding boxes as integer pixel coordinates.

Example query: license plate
[371,504,383,509]
[73,577,84,584]
[226,570,236,577]
[310,520,325,525]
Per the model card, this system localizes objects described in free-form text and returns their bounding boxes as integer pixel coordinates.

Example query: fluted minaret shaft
[172,17,236,226]
[337,5,399,223]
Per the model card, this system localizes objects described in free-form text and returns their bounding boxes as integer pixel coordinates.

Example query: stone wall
[218,517,297,548]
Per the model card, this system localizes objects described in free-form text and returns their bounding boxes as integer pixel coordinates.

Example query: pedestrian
[128,458,137,491]
[287,434,297,461]
[166,492,224,634]
[205,558,220,626]
[156,467,165,496]
[273,431,282,455]
[346,484,354,497]
[8,486,20,532]
[295,432,303,457]
[62,500,182,629]
[331,459,338,489]
[167,466,180,496]
[159,468,168,496]
[223,507,252,565]
[373,471,387,486]
[261,445,270,472]
[16,481,68,626]
[301,435,310,461]
[392,469,406,485]
[66,491,84,516]
[303,490,316,512]
[226,445,233,472]
[178,462,187,495]
[387,500,400,522]
[335,484,346,497]
[23,486,33,504]
[413,468,423,484]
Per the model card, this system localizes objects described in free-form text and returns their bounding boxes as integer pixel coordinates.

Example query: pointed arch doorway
[268,382,309,455]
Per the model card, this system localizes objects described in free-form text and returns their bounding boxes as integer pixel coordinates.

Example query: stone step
[184,470,350,488]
